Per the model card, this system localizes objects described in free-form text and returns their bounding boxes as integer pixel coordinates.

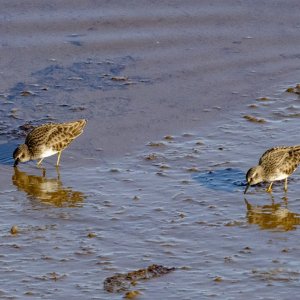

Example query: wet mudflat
[1,1,300,299]
[2,84,300,299]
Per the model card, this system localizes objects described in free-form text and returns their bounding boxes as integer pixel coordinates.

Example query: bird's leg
[284,178,288,192]
[56,151,62,166]
[55,165,61,180]
[37,158,44,166]
[266,182,273,193]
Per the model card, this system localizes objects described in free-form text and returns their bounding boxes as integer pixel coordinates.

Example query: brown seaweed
[103,264,176,293]
[243,115,266,123]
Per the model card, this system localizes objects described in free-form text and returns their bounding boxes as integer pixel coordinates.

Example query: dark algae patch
[243,115,266,123]
[103,264,176,293]
[285,84,300,94]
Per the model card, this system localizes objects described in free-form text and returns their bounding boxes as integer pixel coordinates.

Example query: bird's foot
[266,187,273,193]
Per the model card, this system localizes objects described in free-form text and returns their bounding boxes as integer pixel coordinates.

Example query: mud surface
[1,1,300,299]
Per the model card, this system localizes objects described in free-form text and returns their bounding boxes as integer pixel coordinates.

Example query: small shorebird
[244,145,300,194]
[13,119,87,167]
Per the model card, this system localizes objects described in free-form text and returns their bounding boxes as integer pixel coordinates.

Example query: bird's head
[244,165,264,194]
[13,144,30,166]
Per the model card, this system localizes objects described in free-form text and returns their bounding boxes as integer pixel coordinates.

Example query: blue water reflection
[0,142,18,165]
[193,168,246,192]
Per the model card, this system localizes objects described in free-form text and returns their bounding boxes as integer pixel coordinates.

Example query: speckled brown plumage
[13,119,87,167]
[244,145,300,194]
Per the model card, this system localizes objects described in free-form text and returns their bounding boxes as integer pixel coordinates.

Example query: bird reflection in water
[245,197,300,231]
[12,167,85,207]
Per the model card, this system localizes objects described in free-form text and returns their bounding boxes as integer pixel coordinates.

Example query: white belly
[40,148,58,158]
[269,173,289,181]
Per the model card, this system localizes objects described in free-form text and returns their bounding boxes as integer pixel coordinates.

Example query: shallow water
[1,1,300,299]
[2,88,300,298]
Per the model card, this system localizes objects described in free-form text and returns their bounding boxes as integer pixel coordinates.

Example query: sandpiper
[244,145,300,194]
[13,119,87,167]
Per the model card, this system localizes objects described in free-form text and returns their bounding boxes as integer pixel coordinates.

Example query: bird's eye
[21,154,25,158]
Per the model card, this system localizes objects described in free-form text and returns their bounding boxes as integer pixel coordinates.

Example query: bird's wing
[45,120,86,151]
[25,120,86,152]
[281,146,300,175]
[25,124,58,149]
[259,146,290,166]
[260,146,300,176]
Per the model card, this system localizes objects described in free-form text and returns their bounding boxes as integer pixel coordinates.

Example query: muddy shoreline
[1,1,300,299]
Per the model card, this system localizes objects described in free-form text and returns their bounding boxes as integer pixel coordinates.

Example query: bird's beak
[13,158,19,167]
[244,183,250,194]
